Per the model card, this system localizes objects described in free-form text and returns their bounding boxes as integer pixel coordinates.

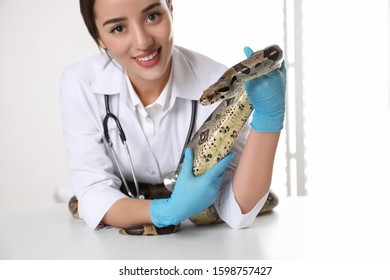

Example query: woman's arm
[231,46,286,214]
[101,198,152,228]
[232,131,280,213]
[102,148,234,229]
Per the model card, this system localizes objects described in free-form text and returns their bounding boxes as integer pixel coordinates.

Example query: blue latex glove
[244,46,286,132]
[150,148,234,228]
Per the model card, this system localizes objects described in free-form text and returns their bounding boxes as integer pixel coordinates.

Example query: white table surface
[1,195,389,260]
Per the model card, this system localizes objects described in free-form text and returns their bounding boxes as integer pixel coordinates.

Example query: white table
[1,196,389,260]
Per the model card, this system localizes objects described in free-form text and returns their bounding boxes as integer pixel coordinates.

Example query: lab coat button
[146,169,155,175]
[95,134,103,143]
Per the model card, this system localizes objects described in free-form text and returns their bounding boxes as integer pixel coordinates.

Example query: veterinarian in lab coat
[57,0,286,231]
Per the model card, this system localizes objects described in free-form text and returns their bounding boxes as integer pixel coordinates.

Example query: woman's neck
[130,63,172,107]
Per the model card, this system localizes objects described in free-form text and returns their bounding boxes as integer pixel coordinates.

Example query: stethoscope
[103,94,197,199]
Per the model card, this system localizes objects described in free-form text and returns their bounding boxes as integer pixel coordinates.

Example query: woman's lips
[133,48,161,67]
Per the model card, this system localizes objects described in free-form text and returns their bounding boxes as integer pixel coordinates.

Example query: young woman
[57,0,286,231]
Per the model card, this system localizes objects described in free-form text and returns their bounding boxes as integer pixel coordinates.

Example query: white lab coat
[58,46,268,230]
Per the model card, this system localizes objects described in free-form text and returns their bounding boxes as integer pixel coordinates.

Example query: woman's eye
[112,26,125,33]
[147,12,161,22]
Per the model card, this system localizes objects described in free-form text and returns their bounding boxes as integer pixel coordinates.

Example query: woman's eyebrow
[102,3,161,27]
[142,2,161,14]
[103,17,127,27]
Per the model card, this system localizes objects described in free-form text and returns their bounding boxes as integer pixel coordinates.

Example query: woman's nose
[131,25,153,50]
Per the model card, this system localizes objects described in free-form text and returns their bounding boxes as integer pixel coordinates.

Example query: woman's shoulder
[174,46,227,73]
[173,46,228,89]
[60,52,111,84]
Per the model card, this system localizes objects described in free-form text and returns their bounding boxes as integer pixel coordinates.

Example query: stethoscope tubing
[103,95,197,199]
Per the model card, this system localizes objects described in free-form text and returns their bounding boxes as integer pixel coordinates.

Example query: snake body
[68,45,283,235]
[187,44,283,224]
[189,44,283,175]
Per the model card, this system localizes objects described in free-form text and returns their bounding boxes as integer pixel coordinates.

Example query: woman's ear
[98,38,106,50]
[168,0,173,15]
[169,2,173,20]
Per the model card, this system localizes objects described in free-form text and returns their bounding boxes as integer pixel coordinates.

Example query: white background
[0,0,389,209]
[302,0,390,201]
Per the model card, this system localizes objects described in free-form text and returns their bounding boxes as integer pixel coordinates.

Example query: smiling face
[94,0,174,96]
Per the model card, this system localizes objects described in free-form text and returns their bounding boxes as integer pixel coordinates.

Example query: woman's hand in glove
[244,46,286,132]
[150,148,234,228]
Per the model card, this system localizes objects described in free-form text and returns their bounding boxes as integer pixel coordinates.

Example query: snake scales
[68,44,283,235]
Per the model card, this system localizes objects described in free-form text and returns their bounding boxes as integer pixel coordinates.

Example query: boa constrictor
[68,44,283,235]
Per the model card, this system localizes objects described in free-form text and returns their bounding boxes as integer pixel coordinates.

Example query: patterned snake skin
[187,44,283,225]
[68,45,283,235]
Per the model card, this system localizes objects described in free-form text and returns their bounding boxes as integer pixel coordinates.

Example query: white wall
[0,0,95,206]
[302,0,390,203]
[0,0,285,206]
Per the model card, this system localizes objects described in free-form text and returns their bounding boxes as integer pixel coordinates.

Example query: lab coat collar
[171,46,204,102]
[90,54,126,96]
[89,47,204,102]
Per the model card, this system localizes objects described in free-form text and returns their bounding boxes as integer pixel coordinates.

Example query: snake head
[200,45,283,106]
[200,81,231,105]
[200,68,239,105]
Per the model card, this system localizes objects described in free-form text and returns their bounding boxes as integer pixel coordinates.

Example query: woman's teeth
[136,50,158,62]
